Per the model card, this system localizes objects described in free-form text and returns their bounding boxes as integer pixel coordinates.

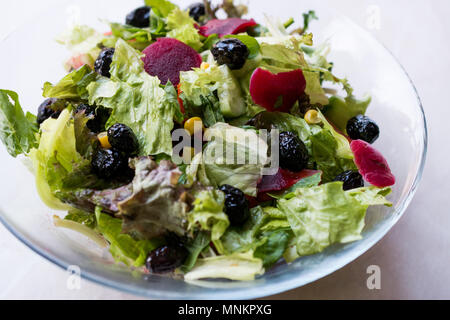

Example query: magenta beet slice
[250,68,307,112]
[257,169,321,201]
[350,140,396,187]
[142,38,202,86]
[199,18,257,37]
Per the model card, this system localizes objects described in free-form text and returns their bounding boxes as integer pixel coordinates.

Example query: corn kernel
[201,62,210,70]
[184,117,204,136]
[305,109,321,124]
[98,132,112,149]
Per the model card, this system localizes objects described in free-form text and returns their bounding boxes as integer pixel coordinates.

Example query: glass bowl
[0,0,427,299]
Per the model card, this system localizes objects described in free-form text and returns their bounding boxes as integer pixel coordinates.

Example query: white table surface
[0,0,449,300]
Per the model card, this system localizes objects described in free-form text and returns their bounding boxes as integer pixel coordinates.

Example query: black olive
[75,104,110,133]
[279,131,309,172]
[37,98,62,125]
[219,185,250,226]
[126,6,151,28]
[211,39,250,70]
[107,123,139,156]
[188,2,206,22]
[346,115,380,144]
[94,48,115,78]
[334,170,364,191]
[91,148,128,179]
[146,244,189,274]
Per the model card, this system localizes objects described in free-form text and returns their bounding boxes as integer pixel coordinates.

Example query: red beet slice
[257,169,321,201]
[199,18,257,37]
[250,68,307,112]
[142,38,202,86]
[350,140,396,187]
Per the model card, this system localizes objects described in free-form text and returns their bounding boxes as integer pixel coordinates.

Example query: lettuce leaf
[64,208,96,229]
[43,65,98,100]
[145,0,178,17]
[278,182,392,261]
[184,251,264,281]
[181,231,211,273]
[180,65,246,118]
[56,25,105,65]
[213,206,292,268]
[187,189,229,241]
[95,207,162,267]
[201,123,268,197]
[0,90,38,157]
[87,39,178,156]
[166,8,203,51]
[30,109,87,210]
[107,23,153,51]
[324,95,372,132]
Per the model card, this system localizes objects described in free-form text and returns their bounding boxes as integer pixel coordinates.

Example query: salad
[0,0,396,281]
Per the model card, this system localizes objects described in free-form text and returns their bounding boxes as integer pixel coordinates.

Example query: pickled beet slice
[249,68,307,112]
[198,18,257,37]
[142,38,202,86]
[257,168,321,201]
[350,140,396,187]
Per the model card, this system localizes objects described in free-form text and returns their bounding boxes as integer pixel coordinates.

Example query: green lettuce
[166,8,203,51]
[95,207,162,267]
[56,25,105,64]
[187,189,229,241]
[87,39,179,156]
[181,231,211,273]
[65,208,96,229]
[184,251,264,281]
[145,0,178,17]
[214,206,292,268]
[278,182,392,262]
[180,65,246,118]
[201,123,268,197]
[107,23,153,51]
[43,65,97,100]
[30,109,88,210]
[324,95,372,132]
[0,90,38,157]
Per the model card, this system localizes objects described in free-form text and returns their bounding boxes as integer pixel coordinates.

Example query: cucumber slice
[217,65,246,118]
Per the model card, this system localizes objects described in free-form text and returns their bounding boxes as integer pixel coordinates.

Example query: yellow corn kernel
[184,117,204,136]
[201,62,210,70]
[98,132,112,149]
[304,109,321,124]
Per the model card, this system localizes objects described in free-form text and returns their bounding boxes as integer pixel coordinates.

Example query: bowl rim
[0,7,428,300]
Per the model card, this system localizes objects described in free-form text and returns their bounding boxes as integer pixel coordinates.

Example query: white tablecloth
[0,0,448,299]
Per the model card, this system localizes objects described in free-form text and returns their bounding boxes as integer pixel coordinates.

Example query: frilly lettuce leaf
[145,0,178,17]
[30,109,86,210]
[95,207,163,267]
[87,39,179,156]
[187,189,229,241]
[56,25,105,65]
[181,231,211,273]
[279,182,392,262]
[0,90,38,157]
[201,123,268,197]
[214,206,292,268]
[43,65,97,100]
[166,8,203,51]
[180,65,246,118]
